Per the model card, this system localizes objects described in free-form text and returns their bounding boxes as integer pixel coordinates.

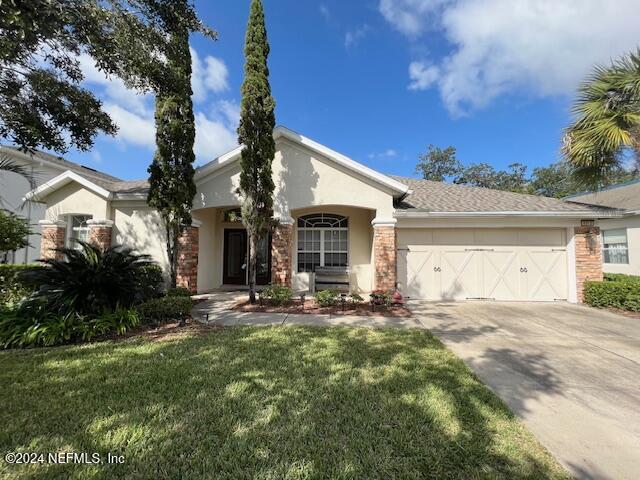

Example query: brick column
[272,217,294,287]
[39,220,66,260]
[574,226,603,302]
[372,218,397,292]
[87,219,113,251]
[176,224,199,293]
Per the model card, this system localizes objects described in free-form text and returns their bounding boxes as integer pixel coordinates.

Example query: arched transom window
[297,214,348,272]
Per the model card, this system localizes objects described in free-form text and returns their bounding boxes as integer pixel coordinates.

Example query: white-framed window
[602,228,629,264]
[297,213,348,273]
[66,215,92,249]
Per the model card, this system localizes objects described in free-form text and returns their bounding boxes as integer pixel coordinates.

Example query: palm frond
[0,154,38,190]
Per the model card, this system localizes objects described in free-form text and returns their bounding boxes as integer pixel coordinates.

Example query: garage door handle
[433,266,441,272]
[520,267,528,273]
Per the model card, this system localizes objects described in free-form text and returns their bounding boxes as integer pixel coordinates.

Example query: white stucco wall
[112,204,169,273]
[44,182,109,221]
[0,163,61,263]
[597,216,640,276]
[194,138,396,219]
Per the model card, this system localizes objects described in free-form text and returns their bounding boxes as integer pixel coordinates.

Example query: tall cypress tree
[238,0,276,303]
[147,1,196,291]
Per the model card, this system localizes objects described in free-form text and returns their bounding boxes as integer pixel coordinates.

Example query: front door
[223,229,272,285]
[223,229,247,284]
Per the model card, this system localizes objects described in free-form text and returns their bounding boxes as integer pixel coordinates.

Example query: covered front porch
[193,204,393,294]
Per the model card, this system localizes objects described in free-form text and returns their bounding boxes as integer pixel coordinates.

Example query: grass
[0,326,569,479]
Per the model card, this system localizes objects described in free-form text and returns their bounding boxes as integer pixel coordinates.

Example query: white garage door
[397,228,567,301]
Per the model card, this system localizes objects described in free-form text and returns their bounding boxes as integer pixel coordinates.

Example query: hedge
[137,296,193,323]
[583,280,640,312]
[603,273,640,284]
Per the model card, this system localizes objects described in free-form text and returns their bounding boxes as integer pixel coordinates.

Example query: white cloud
[319,4,330,20]
[368,149,398,159]
[408,61,439,90]
[345,25,371,48]
[194,111,238,162]
[103,104,156,149]
[379,0,448,37]
[380,0,640,115]
[78,53,149,115]
[191,48,229,101]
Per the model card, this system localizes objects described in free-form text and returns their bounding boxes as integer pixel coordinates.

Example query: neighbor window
[602,229,628,264]
[67,215,92,249]
[297,214,348,272]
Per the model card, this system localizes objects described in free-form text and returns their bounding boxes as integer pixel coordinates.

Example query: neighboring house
[568,179,640,276]
[25,126,620,303]
[0,146,122,264]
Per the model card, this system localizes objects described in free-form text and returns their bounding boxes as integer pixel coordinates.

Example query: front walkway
[191,291,422,329]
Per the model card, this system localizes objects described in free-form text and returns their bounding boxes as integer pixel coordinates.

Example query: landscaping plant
[237,0,277,303]
[137,296,193,323]
[315,290,339,307]
[20,241,157,315]
[584,279,640,312]
[259,285,292,306]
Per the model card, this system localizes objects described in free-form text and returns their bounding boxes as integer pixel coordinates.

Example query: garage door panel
[398,250,438,299]
[482,250,520,300]
[440,250,480,300]
[523,250,567,301]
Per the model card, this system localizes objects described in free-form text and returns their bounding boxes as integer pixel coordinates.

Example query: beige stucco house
[25,126,620,303]
[569,180,640,276]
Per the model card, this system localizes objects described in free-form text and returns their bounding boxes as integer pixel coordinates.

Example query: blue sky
[64,0,640,181]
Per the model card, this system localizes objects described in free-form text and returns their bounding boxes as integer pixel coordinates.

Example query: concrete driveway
[412,301,640,480]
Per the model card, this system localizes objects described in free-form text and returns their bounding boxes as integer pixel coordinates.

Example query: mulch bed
[232,299,412,317]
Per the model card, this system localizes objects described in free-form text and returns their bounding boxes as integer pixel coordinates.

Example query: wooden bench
[314,266,349,293]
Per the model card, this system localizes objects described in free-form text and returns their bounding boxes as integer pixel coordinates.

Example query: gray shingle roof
[1,146,150,195]
[2,146,123,184]
[391,176,616,215]
[567,180,640,212]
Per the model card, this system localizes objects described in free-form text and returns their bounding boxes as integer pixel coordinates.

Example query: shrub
[166,287,192,297]
[315,289,339,307]
[0,210,31,252]
[20,242,157,315]
[0,264,45,306]
[137,296,193,323]
[0,306,139,349]
[259,285,293,306]
[583,280,640,311]
[370,290,393,307]
[137,264,166,301]
[350,293,364,304]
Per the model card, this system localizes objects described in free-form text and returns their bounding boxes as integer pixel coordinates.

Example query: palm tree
[563,50,640,187]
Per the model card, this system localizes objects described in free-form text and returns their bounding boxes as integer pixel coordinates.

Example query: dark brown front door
[223,229,247,284]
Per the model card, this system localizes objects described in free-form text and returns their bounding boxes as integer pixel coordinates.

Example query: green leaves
[564,50,640,187]
[0,210,31,253]
[237,0,276,301]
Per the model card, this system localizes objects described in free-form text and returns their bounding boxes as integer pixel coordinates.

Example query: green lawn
[0,326,569,479]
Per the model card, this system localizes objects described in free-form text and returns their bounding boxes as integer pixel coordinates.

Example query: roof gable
[194,126,409,197]
[25,171,112,201]
[567,179,640,212]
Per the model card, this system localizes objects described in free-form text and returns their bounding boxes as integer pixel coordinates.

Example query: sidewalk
[191,291,423,329]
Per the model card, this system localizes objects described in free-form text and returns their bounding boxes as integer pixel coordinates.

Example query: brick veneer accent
[40,222,66,260]
[272,223,293,287]
[574,226,603,302]
[88,223,112,251]
[373,225,397,291]
[176,226,199,293]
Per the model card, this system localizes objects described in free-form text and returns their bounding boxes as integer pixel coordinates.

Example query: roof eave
[393,210,623,219]
[24,170,113,201]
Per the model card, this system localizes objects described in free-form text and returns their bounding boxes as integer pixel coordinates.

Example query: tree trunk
[248,232,257,303]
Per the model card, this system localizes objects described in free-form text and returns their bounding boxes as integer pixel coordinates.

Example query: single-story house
[25,126,621,302]
[0,146,122,264]
[568,180,640,276]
